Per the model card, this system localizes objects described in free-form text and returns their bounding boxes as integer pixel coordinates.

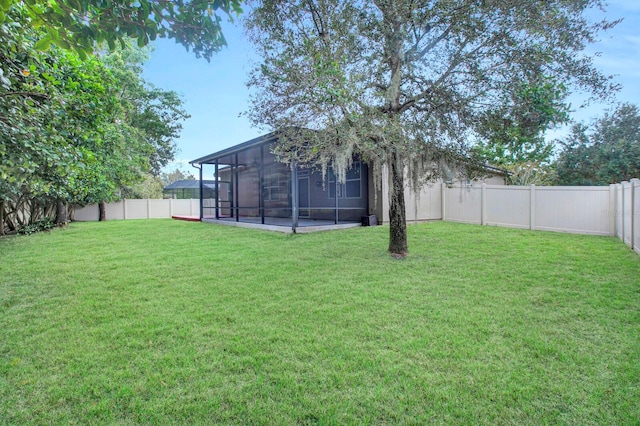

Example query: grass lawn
[1,220,639,424]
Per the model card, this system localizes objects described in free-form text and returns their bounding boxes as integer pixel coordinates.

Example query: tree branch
[0,91,49,100]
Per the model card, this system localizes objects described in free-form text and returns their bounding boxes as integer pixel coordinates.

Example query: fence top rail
[530,186,611,192]
[445,184,614,191]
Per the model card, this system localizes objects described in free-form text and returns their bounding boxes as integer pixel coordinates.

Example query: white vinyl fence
[443,179,640,255]
[73,199,200,221]
[73,179,640,256]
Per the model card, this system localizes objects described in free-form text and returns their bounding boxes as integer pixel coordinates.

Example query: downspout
[191,162,203,220]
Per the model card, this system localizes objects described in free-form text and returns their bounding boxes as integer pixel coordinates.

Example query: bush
[17,218,57,235]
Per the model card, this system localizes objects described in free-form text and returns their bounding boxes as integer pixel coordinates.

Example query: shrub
[17,218,57,235]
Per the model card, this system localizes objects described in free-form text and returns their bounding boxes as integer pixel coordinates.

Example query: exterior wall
[484,175,507,185]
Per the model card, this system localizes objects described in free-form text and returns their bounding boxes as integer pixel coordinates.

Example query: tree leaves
[33,37,50,50]
[2,0,243,61]
[555,103,640,185]
[1,12,188,232]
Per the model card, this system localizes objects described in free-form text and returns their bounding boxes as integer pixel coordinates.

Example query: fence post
[441,182,446,221]
[621,181,628,247]
[609,184,617,236]
[530,184,536,231]
[170,198,174,217]
[631,179,639,251]
[481,183,487,225]
[123,199,127,220]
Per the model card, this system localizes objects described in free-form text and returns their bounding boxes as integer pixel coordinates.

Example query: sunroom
[190,132,370,232]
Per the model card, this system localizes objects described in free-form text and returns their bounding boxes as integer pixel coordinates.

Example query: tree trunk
[56,199,68,225]
[99,201,106,221]
[388,152,408,257]
[0,200,4,236]
[4,203,17,232]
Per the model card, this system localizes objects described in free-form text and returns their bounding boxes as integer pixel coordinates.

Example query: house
[163,179,217,199]
[190,131,505,232]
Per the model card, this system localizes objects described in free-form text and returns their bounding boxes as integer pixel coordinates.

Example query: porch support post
[199,165,203,220]
[291,162,299,232]
[335,172,339,224]
[215,161,219,220]
[260,144,265,225]
[235,153,240,222]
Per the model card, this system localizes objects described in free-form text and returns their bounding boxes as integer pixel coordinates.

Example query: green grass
[1,220,639,425]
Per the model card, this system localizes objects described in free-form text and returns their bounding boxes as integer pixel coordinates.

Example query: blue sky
[142,1,640,173]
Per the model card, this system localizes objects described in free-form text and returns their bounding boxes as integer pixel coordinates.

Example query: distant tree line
[475,99,640,186]
[555,103,640,186]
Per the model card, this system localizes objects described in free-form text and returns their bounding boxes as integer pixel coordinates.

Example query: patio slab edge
[201,218,362,233]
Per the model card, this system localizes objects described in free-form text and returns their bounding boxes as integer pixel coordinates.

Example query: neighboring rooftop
[163,180,216,190]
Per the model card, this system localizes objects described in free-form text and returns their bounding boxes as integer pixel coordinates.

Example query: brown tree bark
[0,200,4,236]
[388,151,407,257]
[55,199,68,225]
[99,201,106,221]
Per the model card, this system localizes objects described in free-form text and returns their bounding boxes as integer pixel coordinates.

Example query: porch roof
[189,131,279,165]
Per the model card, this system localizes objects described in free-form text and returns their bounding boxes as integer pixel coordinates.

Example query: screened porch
[190,132,369,232]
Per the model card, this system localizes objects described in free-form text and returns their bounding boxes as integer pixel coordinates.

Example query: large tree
[246,0,617,256]
[0,9,188,232]
[1,0,240,233]
[555,103,640,186]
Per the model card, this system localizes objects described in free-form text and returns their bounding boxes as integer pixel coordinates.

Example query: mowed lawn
[1,220,639,424]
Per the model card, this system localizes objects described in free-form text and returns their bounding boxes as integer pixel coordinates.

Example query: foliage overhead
[555,103,640,186]
[245,0,618,255]
[0,0,244,61]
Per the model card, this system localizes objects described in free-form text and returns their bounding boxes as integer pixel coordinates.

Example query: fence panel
[406,184,442,222]
[148,199,170,218]
[124,199,147,219]
[444,184,614,236]
[73,204,99,221]
[486,186,530,229]
[105,201,125,220]
[170,199,192,216]
[535,186,611,235]
[72,199,202,221]
[444,185,482,224]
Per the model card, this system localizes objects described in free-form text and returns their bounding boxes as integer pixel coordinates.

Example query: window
[328,162,361,199]
[263,165,290,201]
